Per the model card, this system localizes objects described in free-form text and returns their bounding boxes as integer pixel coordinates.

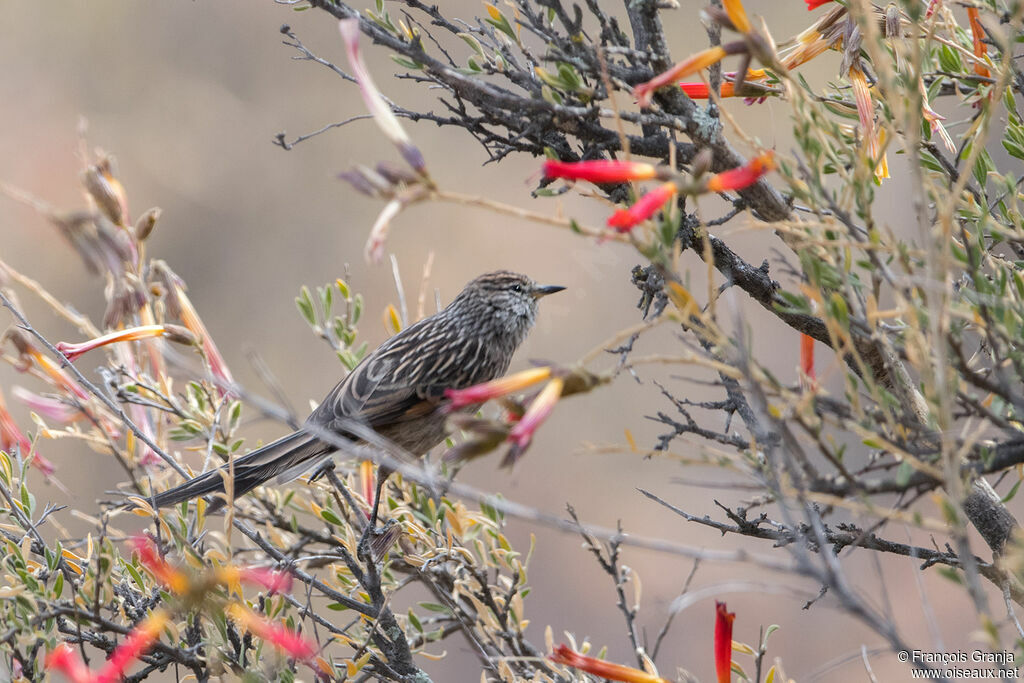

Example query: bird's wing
[311,324,484,432]
[149,429,327,508]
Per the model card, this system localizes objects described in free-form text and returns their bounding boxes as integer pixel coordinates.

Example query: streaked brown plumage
[151,271,563,511]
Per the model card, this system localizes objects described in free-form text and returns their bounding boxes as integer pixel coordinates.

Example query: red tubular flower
[705,152,776,193]
[94,611,169,683]
[805,0,833,9]
[131,536,190,594]
[550,644,669,683]
[715,602,736,683]
[607,182,677,232]
[45,644,92,683]
[502,376,564,466]
[227,603,317,660]
[543,160,658,184]
[445,367,553,410]
[56,325,193,363]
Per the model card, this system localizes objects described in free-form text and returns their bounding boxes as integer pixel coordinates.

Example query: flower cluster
[543,154,775,233]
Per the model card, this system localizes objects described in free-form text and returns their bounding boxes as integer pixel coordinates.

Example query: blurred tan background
[0,2,995,681]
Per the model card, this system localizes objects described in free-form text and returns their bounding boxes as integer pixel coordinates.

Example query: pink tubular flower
[715,602,736,683]
[543,160,658,184]
[635,45,736,107]
[364,197,402,264]
[45,644,92,683]
[218,566,294,594]
[56,325,194,363]
[445,366,553,410]
[607,182,677,232]
[339,19,425,172]
[94,611,169,683]
[0,387,56,477]
[12,386,81,424]
[502,376,564,466]
[705,151,776,193]
[227,603,317,660]
[550,644,669,683]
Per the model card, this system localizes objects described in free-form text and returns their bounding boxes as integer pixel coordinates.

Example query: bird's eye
[511,284,522,292]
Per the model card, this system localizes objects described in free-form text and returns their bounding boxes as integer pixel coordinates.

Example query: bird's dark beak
[533,284,566,298]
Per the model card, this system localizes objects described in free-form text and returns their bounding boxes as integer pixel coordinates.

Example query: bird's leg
[367,472,388,530]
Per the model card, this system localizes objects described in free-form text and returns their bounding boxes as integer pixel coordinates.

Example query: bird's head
[453,271,564,342]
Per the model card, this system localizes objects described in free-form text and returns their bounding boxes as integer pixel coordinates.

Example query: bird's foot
[307,459,336,483]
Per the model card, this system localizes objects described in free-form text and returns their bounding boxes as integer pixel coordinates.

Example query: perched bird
[150,271,564,520]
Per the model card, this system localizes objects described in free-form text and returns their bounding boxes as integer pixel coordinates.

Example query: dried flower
[550,644,669,683]
[607,182,677,231]
[715,601,736,683]
[848,65,888,181]
[339,19,425,172]
[365,198,403,264]
[543,160,659,184]
[503,376,564,466]
[705,151,775,193]
[722,0,751,34]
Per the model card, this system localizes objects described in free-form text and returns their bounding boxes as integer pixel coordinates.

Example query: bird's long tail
[149,430,329,509]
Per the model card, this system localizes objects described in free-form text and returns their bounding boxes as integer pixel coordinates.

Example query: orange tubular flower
[550,644,669,683]
[706,152,776,193]
[503,376,564,466]
[715,602,736,683]
[543,160,658,184]
[607,182,677,232]
[94,611,169,683]
[966,8,990,78]
[445,366,553,410]
[131,536,190,595]
[227,603,317,660]
[360,459,376,518]
[635,45,734,107]
[800,333,815,380]
[722,0,751,33]
[56,325,193,363]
